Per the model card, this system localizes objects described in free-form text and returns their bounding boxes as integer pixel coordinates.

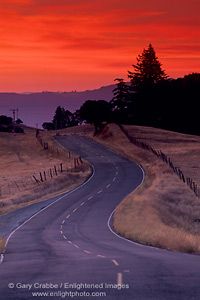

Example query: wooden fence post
[54,166,57,176]
[40,172,43,182]
[33,175,40,184]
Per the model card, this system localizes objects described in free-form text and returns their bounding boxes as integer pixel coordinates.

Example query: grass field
[92,124,200,253]
[0,126,91,215]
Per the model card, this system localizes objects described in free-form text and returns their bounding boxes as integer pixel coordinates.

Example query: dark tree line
[43,106,79,130]
[0,115,23,132]
[43,44,200,136]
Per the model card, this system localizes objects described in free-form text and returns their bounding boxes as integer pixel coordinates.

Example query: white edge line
[107,163,168,251]
[107,163,149,248]
[56,137,169,252]
[0,164,95,265]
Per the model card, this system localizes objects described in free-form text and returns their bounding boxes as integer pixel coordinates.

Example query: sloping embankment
[94,124,200,253]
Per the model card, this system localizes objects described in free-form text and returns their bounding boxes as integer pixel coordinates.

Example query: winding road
[0,136,200,300]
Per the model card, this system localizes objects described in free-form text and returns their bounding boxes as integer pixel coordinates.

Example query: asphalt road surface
[0,136,200,300]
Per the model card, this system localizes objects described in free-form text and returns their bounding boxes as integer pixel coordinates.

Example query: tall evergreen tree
[53,106,66,129]
[110,78,131,123]
[128,44,168,90]
[111,78,129,109]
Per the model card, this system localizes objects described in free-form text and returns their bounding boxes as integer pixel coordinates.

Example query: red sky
[0,0,199,92]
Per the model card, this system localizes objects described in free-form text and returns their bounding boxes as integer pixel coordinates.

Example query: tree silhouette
[42,122,55,131]
[128,43,168,90]
[0,115,13,132]
[110,78,131,123]
[53,106,66,129]
[0,115,12,125]
[65,110,79,127]
[79,100,111,133]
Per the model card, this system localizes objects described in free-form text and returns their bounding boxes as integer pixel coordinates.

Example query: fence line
[36,133,77,160]
[0,157,84,200]
[0,134,84,200]
[118,124,200,198]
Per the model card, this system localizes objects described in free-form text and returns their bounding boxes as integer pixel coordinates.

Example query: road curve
[0,136,200,300]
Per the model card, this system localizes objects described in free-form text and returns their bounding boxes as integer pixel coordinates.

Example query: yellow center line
[83,250,91,254]
[117,273,123,285]
[111,259,119,266]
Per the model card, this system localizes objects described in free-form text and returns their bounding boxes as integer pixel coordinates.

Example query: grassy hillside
[93,124,200,253]
[0,126,91,215]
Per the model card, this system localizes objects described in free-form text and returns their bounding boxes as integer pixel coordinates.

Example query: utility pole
[10,108,19,122]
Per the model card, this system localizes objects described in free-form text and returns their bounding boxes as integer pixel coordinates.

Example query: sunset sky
[0,0,199,92]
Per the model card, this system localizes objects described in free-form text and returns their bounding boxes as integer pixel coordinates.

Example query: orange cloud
[0,0,199,92]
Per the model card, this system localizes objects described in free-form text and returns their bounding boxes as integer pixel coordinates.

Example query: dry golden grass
[0,237,5,254]
[0,126,91,215]
[92,124,200,253]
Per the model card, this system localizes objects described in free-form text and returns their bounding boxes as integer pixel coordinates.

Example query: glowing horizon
[0,0,199,92]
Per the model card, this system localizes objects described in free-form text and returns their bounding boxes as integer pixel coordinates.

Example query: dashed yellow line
[73,208,78,213]
[112,259,119,266]
[66,215,71,219]
[97,254,106,258]
[68,241,72,244]
[83,250,91,254]
[63,235,67,240]
[74,244,80,249]
[117,273,123,285]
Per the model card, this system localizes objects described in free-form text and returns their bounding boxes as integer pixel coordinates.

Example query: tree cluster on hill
[0,115,24,133]
[43,44,200,135]
[0,115,13,132]
[42,106,79,130]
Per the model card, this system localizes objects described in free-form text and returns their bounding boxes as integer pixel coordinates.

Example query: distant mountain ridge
[0,84,116,128]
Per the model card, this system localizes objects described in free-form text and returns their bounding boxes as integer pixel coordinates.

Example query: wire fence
[0,133,84,200]
[36,133,77,160]
[118,124,200,198]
